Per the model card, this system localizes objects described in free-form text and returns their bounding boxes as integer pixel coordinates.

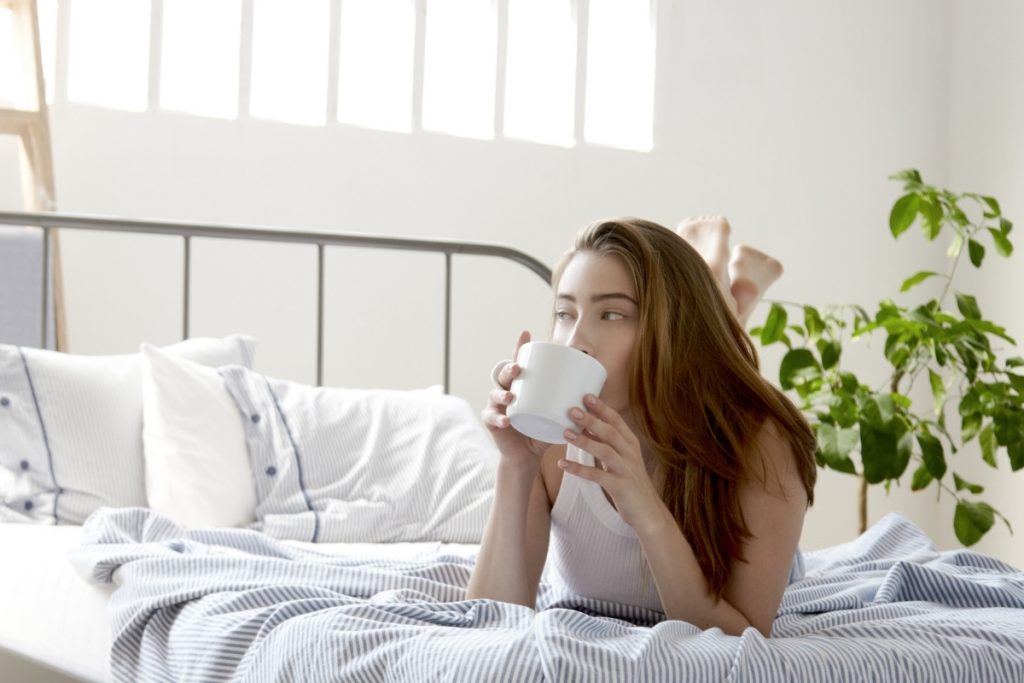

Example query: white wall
[5,0,1021,563]
[938,0,1024,568]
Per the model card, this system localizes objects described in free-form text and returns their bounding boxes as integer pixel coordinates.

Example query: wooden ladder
[0,0,65,350]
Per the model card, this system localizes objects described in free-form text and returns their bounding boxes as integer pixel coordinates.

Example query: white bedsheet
[0,524,112,682]
[0,521,480,683]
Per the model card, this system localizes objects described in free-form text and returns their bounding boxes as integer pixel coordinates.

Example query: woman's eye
[603,311,625,321]
[555,310,574,321]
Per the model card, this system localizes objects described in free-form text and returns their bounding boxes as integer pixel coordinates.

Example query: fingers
[563,395,637,465]
[496,362,521,391]
[513,330,531,360]
[557,457,609,485]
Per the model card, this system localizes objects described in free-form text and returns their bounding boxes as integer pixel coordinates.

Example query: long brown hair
[552,218,817,598]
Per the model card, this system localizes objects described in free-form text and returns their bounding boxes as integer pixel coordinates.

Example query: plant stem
[859,476,868,534]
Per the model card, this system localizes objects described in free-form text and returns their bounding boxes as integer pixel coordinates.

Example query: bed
[2,211,1024,683]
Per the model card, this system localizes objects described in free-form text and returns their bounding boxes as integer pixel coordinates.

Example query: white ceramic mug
[507,342,607,444]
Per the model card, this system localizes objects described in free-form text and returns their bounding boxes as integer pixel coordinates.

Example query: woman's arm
[559,396,806,636]
[466,456,553,607]
[636,421,805,635]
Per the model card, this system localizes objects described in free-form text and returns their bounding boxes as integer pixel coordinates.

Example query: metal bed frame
[0,211,552,393]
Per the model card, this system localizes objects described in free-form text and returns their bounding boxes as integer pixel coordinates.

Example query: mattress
[0,524,113,683]
[0,521,480,683]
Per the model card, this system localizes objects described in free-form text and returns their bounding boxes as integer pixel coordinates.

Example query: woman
[467,216,816,637]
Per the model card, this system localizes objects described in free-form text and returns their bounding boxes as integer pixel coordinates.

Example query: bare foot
[676,215,736,315]
[728,245,783,326]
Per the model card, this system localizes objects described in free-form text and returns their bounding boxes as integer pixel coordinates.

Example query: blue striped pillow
[0,336,255,524]
[220,365,498,543]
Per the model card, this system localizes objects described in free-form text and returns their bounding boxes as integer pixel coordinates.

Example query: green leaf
[947,231,965,258]
[989,227,1013,257]
[899,270,940,293]
[1006,356,1024,369]
[981,195,1002,216]
[779,348,820,391]
[803,306,824,340]
[911,464,933,491]
[890,194,920,238]
[815,423,858,474]
[862,394,896,428]
[953,472,984,494]
[968,239,985,267]
[1000,217,1013,235]
[859,419,910,484]
[962,412,983,442]
[921,199,943,240]
[954,501,996,546]
[761,303,788,346]
[1009,442,1024,472]
[819,340,842,370]
[890,169,923,185]
[979,423,997,468]
[928,369,945,415]
[918,431,946,480]
[955,292,981,320]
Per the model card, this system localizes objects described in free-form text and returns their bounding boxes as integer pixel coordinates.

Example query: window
[67,0,150,112]
[160,0,241,119]
[584,0,656,151]
[250,0,329,126]
[503,0,576,147]
[337,0,415,133]
[422,0,497,140]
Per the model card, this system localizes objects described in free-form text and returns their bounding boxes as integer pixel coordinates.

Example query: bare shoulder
[538,444,567,507]
[743,418,807,503]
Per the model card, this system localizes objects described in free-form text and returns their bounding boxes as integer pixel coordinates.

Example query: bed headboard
[0,210,552,393]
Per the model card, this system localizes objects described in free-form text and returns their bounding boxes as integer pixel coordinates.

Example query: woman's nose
[567,323,594,355]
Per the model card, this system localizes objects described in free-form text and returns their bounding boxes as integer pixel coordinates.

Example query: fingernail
[584,395,597,406]
[558,459,569,468]
[570,408,584,419]
[564,430,577,441]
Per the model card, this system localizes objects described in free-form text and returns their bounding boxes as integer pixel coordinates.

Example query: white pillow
[140,344,257,529]
[219,365,498,543]
[0,336,255,524]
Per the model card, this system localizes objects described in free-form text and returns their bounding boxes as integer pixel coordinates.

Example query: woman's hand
[559,394,665,531]
[482,330,551,466]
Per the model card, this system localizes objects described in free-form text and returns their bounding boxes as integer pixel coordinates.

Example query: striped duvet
[71,510,1024,682]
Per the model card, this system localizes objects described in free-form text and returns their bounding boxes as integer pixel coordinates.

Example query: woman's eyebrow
[556,293,638,305]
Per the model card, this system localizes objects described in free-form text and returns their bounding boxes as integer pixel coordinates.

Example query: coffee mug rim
[518,340,606,373]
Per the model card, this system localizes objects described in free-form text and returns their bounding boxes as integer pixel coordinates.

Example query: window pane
[0,8,18,108]
[337,0,415,133]
[503,0,575,147]
[422,0,496,140]
[160,0,240,119]
[250,0,329,126]
[67,0,150,112]
[584,0,655,151]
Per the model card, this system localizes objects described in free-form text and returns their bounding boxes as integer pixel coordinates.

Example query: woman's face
[552,252,639,413]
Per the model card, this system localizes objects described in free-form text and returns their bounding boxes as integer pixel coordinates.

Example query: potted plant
[753,170,1020,544]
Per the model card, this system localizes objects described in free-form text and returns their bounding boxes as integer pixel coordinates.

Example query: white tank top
[543,443,664,612]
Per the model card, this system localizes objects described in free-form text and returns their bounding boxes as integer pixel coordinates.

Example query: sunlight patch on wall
[67,0,150,112]
[160,0,240,119]
[503,0,576,147]
[250,0,329,126]
[584,0,655,152]
[422,0,497,140]
[337,0,415,133]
